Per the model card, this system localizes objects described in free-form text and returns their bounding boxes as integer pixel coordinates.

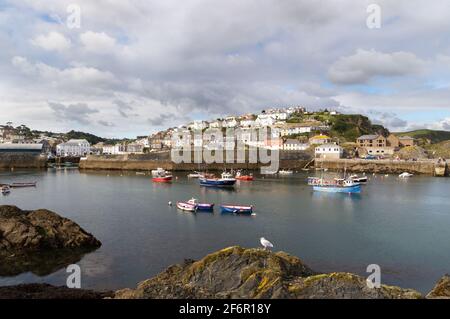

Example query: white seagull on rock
[260,237,274,250]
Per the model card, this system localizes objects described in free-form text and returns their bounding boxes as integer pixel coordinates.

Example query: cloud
[113,99,134,118]
[328,49,425,85]
[31,31,71,52]
[80,31,117,54]
[98,120,115,127]
[369,111,408,130]
[48,102,98,125]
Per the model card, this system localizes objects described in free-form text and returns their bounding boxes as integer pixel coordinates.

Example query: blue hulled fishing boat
[308,177,361,193]
[199,172,236,187]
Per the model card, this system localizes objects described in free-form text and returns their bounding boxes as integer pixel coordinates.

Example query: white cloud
[80,31,117,54]
[31,31,71,52]
[328,49,425,85]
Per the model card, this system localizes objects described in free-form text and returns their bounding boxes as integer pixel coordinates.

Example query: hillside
[395,129,450,144]
[424,140,450,158]
[315,114,389,142]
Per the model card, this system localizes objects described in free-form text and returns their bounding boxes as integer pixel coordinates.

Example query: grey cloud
[48,102,99,125]
[113,99,134,118]
[328,49,425,85]
[98,120,115,127]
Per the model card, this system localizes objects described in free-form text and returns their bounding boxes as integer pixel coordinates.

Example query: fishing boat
[152,175,172,182]
[278,169,293,175]
[187,198,214,211]
[399,172,413,178]
[308,177,361,193]
[349,174,368,183]
[176,201,197,212]
[199,172,236,187]
[235,170,254,181]
[1,185,11,195]
[9,182,37,188]
[220,204,253,214]
[152,168,172,182]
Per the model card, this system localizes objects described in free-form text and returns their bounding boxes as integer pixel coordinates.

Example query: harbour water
[1,169,450,293]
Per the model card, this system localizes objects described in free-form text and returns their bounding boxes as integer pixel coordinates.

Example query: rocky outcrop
[0,205,101,276]
[426,275,450,299]
[0,284,113,299]
[114,246,422,299]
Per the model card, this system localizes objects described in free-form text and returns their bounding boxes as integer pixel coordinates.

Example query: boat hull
[152,176,173,183]
[199,178,236,187]
[176,202,196,212]
[313,184,361,193]
[220,205,253,214]
[196,203,214,211]
[9,182,36,188]
[236,176,254,181]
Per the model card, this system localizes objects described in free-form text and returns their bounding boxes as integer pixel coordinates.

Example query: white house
[255,114,274,127]
[224,116,239,128]
[240,119,256,128]
[102,144,122,155]
[188,120,209,131]
[283,139,309,151]
[209,120,223,129]
[56,139,91,157]
[315,143,343,159]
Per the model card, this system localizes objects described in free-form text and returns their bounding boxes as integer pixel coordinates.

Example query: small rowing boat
[349,175,368,183]
[220,205,253,214]
[176,201,197,212]
[399,172,413,178]
[278,169,293,175]
[1,185,11,195]
[9,182,37,188]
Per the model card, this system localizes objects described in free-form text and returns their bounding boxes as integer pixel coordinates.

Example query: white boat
[151,167,170,177]
[278,169,293,175]
[1,185,11,195]
[187,171,202,178]
[349,174,368,183]
[399,172,413,178]
[176,201,197,212]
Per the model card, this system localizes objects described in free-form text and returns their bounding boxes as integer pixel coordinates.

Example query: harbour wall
[316,158,448,176]
[0,153,47,169]
[79,151,312,171]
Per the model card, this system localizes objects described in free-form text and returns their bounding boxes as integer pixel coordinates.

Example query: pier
[315,158,448,176]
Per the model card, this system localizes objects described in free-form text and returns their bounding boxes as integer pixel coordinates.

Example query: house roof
[310,134,330,140]
[357,135,380,140]
[0,143,43,151]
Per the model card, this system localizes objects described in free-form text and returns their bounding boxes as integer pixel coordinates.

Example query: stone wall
[0,153,46,169]
[316,158,443,175]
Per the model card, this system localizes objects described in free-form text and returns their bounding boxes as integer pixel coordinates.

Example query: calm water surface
[1,169,450,293]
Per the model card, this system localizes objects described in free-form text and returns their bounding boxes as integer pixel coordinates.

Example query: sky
[1,0,450,138]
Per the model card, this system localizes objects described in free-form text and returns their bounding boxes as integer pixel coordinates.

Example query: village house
[188,120,209,131]
[283,139,309,151]
[356,134,394,157]
[224,116,239,128]
[387,134,415,148]
[315,143,343,159]
[255,114,274,127]
[356,135,387,148]
[102,144,122,155]
[309,134,332,145]
[126,143,144,154]
[209,120,223,129]
[56,139,91,157]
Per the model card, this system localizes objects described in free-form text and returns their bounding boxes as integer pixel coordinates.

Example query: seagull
[168,201,172,206]
[260,237,274,250]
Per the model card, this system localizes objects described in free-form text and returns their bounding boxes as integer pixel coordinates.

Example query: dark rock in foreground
[0,284,113,299]
[426,275,450,299]
[0,205,101,276]
[114,246,422,299]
